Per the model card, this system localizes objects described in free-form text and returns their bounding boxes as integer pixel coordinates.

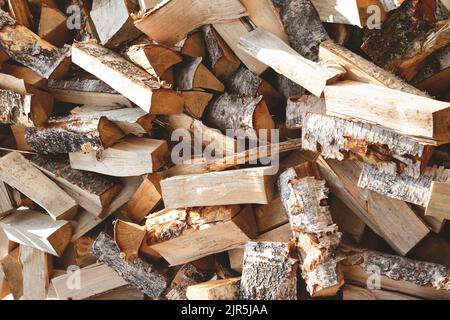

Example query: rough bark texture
[285,95,325,128]
[0,89,31,125]
[91,232,168,299]
[270,0,330,61]
[279,164,343,297]
[358,164,450,206]
[0,9,71,79]
[206,94,264,139]
[48,78,118,93]
[240,241,298,300]
[302,113,427,178]
[225,67,263,96]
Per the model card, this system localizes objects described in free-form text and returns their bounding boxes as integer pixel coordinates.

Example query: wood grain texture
[20,245,50,300]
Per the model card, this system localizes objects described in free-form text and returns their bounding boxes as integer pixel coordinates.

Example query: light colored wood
[186,277,240,300]
[138,0,160,11]
[286,95,326,129]
[71,177,142,242]
[311,0,386,27]
[1,64,47,89]
[161,167,275,208]
[134,0,247,46]
[0,181,13,218]
[343,284,420,300]
[88,285,145,300]
[181,91,214,118]
[238,28,346,97]
[254,196,288,234]
[143,205,257,266]
[51,263,128,300]
[213,20,268,75]
[69,137,169,177]
[324,80,450,144]
[38,4,68,47]
[20,245,50,300]
[114,220,146,262]
[0,9,71,79]
[0,210,72,257]
[0,247,22,299]
[425,182,450,220]
[72,42,184,114]
[0,152,78,220]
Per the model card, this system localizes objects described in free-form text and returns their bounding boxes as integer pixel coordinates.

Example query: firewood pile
[0,0,449,301]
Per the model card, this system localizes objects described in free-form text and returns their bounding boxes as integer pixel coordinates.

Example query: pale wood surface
[186,277,240,300]
[20,245,50,300]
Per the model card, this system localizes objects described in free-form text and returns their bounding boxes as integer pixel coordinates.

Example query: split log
[91,232,168,299]
[72,42,184,114]
[286,95,325,129]
[69,137,169,177]
[186,278,240,300]
[238,28,346,97]
[329,196,366,243]
[88,286,145,300]
[51,262,128,300]
[311,0,386,27]
[0,73,53,127]
[415,45,450,96]
[161,167,275,208]
[318,40,429,97]
[58,235,97,269]
[31,156,122,217]
[71,176,142,242]
[123,42,182,78]
[134,0,247,46]
[316,157,430,255]
[343,284,420,300]
[202,24,240,79]
[121,174,162,224]
[0,152,78,220]
[175,57,224,92]
[279,161,344,297]
[7,0,33,28]
[47,79,133,107]
[302,113,432,179]
[206,94,275,140]
[173,30,206,58]
[141,205,257,266]
[254,196,289,234]
[0,9,71,79]
[38,4,68,47]
[181,91,214,118]
[358,164,450,207]
[341,245,450,300]
[426,181,450,220]
[20,245,51,300]
[0,181,13,218]
[0,247,22,299]
[0,210,71,256]
[213,19,268,75]
[0,89,32,126]
[324,80,450,144]
[225,66,284,118]
[90,0,142,48]
[114,219,146,262]
[240,241,297,300]
[1,64,47,89]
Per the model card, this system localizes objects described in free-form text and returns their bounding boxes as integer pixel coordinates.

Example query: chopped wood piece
[206,94,275,140]
[279,161,344,297]
[318,40,429,97]
[91,232,168,298]
[225,67,284,118]
[173,30,206,58]
[90,0,141,48]
[175,57,224,92]
[69,137,169,177]
[311,0,386,27]
[286,95,325,129]
[202,24,241,79]
[324,80,450,144]
[254,196,288,234]
[114,220,146,262]
[20,245,50,300]
[303,113,431,179]
[38,4,68,47]
[213,19,268,75]
[0,210,72,256]
[31,156,122,217]
[138,0,160,11]
[0,180,13,218]
[0,247,22,299]
[161,167,275,208]
[58,235,97,269]
[121,174,162,224]
[239,28,346,97]
[47,79,132,107]
[1,64,47,89]
[240,241,297,300]
[186,277,240,300]
[0,89,32,126]
[123,42,182,78]
[181,91,214,118]
[8,0,33,28]
[415,45,450,96]
[0,152,78,220]
[329,196,366,243]
[142,205,256,266]
[51,262,128,300]
[425,181,450,220]
[358,164,450,207]
[134,0,247,46]
[72,42,184,114]
[341,245,450,300]
[0,9,71,79]
[343,284,420,300]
